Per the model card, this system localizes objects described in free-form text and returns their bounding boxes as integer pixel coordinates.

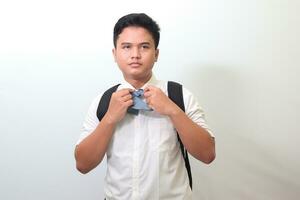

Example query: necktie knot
[127,89,152,115]
[132,89,144,98]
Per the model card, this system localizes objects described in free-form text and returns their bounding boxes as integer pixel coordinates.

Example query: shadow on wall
[180,65,300,200]
[179,64,241,131]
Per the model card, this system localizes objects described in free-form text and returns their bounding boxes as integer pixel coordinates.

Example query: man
[75,13,215,200]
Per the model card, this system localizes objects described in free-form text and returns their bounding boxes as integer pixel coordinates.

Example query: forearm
[75,115,116,173]
[169,107,215,164]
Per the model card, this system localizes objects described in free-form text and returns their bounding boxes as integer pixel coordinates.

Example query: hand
[105,89,133,124]
[144,85,180,116]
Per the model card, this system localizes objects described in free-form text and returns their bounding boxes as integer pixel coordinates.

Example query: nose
[131,47,141,59]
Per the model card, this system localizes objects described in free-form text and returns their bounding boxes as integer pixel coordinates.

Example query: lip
[129,62,142,67]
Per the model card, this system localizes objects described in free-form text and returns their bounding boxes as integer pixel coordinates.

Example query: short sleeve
[76,94,102,145]
[182,87,214,137]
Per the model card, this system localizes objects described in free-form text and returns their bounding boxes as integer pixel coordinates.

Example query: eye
[122,44,131,49]
[141,44,150,49]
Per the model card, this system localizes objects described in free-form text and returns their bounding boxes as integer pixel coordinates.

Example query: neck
[124,73,152,89]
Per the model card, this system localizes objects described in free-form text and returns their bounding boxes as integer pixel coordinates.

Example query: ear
[112,48,117,62]
[155,49,159,62]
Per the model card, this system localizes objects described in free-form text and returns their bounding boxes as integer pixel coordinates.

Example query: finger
[145,98,150,104]
[123,94,133,101]
[143,90,151,98]
[125,99,133,107]
[144,85,155,91]
[117,88,133,97]
[147,101,154,110]
[144,87,150,92]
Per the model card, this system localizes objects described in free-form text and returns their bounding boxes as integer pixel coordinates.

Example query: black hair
[113,13,160,49]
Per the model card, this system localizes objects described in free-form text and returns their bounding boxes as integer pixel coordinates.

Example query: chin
[128,73,149,80]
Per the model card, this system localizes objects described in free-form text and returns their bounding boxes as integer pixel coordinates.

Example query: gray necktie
[127,89,152,115]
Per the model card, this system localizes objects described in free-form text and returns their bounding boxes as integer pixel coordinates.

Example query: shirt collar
[119,74,159,90]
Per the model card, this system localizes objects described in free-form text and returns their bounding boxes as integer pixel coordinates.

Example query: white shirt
[77,75,213,200]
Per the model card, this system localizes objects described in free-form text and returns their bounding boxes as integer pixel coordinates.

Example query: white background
[0,0,299,199]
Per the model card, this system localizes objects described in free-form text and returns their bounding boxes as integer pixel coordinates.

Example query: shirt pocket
[149,116,178,151]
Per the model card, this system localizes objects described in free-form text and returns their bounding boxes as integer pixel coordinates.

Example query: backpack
[96,81,192,189]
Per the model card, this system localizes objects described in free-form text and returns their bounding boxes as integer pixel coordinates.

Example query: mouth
[129,62,142,67]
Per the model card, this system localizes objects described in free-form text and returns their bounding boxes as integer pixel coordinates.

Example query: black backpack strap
[167,81,193,189]
[96,84,120,121]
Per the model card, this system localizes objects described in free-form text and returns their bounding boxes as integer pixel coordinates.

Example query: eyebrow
[120,42,151,46]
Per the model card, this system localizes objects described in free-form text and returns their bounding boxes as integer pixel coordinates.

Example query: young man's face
[113,26,159,82]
